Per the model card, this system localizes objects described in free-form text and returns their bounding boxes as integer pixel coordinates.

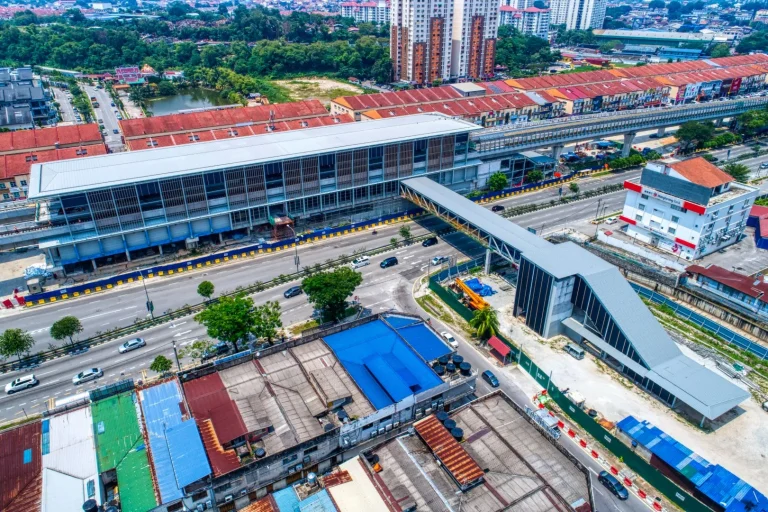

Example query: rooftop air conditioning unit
[393,421,400,428]
[370,430,378,438]
[224,495,233,503]
[240,489,247,496]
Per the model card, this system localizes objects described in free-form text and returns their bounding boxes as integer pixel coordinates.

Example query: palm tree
[470,306,500,340]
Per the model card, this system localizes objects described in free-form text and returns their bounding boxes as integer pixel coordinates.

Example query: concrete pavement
[51,87,77,124]
[83,84,122,151]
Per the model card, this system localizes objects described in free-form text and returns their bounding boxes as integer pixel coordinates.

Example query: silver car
[118,337,146,354]
[72,368,103,385]
[5,374,38,394]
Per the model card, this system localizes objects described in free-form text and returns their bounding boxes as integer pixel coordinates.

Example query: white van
[565,343,585,360]
[350,255,370,269]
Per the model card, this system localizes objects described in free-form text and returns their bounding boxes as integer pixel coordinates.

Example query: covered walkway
[400,177,750,423]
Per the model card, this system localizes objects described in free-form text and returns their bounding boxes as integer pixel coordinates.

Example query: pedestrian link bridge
[400,176,749,426]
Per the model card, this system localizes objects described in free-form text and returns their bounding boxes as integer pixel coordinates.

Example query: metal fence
[89,379,134,402]
[632,283,768,360]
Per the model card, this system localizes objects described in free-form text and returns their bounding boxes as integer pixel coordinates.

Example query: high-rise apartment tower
[451,0,500,80]
[549,0,606,30]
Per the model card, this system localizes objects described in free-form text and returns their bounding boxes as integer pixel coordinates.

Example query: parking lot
[83,83,123,151]
[50,86,78,124]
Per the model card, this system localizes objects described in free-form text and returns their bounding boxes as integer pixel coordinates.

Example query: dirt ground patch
[0,249,45,297]
[274,77,363,106]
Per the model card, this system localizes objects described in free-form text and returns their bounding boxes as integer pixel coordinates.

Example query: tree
[0,329,35,362]
[722,163,750,184]
[50,316,83,346]
[710,43,730,58]
[488,171,509,192]
[218,3,229,15]
[149,355,173,374]
[569,182,580,195]
[197,280,215,301]
[737,31,768,54]
[194,294,257,352]
[676,121,715,152]
[253,301,282,343]
[302,267,363,322]
[390,237,398,248]
[599,40,623,54]
[736,109,768,137]
[525,169,544,183]
[399,225,412,242]
[157,80,177,96]
[179,340,214,363]
[469,306,500,340]
[649,0,665,8]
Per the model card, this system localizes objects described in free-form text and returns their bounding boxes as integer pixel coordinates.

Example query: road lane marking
[173,330,192,337]
[82,311,119,320]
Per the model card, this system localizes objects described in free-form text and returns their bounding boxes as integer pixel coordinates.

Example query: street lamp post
[140,269,155,319]
[286,225,300,274]
[172,340,181,371]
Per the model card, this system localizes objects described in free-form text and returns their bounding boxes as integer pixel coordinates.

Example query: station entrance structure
[400,177,749,425]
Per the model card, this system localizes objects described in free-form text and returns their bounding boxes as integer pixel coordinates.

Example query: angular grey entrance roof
[401,177,749,419]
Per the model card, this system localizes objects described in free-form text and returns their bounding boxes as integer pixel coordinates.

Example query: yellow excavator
[454,278,489,310]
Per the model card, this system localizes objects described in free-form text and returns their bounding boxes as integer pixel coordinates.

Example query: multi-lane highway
[0,169,637,350]
[82,83,123,151]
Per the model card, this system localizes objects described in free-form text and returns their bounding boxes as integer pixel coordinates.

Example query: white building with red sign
[620,157,758,260]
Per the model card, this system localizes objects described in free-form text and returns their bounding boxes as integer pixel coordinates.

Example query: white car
[605,216,618,225]
[441,331,459,349]
[5,374,38,394]
[118,338,146,354]
[431,256,449,266]
[350,255,370,269]
[72,367,104,385]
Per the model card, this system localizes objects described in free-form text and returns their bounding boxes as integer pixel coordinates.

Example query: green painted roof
[91,392,157,512]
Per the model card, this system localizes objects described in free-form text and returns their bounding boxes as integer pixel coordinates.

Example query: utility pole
[286,225,300,274]
[172,340,181,371]
[593,198,603,237]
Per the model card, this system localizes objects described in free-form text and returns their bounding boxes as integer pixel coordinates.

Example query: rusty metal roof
[414,415,484,487]
[0,421,42,512]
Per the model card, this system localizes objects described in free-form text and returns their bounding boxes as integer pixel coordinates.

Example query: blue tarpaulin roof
[324,318,443,410]
[141,381,211,503]
[395,323,453,361]
[618,416,768,512]
[166,419,212,488]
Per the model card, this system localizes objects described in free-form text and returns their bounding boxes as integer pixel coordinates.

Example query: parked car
[422,237,438,247]
[110,102,115,106]
[431,256,449,266]
[118,337,146,354]
[202,341,230,361]
[491,205,505,212]
[284,285,303,298]
[760,162,768,170]
[72,367,104,385]
[605,216,617,225]
[481,370,499,387]
[5,374,38,394]
[441,331,459,349]
[112,129,119,134]
[380,256,398,268]
[598,471,629,500]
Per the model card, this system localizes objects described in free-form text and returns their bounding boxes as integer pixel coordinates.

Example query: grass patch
[274,77,363,106]
[589,171,613,178]
[290,319,319,335]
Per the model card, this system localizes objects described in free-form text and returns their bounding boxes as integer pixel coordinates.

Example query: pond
[145,88,230,116]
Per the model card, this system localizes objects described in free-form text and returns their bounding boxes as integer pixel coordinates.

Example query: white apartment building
[450,0,500,79]
[620,157,758,260]
[550,0,606,30]
[391,0,455,84]
[499,6,550,39]
[340,0,390,24]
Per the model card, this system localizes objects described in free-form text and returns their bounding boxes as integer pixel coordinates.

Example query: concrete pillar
[551,144,565,161]
[219,233,224,244]
[656,127,665,137]
[158,245,163,255]
[715,118,725,127]
[91,259,97,271]
[484,248,492,275]
[125,248,131,261]
[622,132,636,157]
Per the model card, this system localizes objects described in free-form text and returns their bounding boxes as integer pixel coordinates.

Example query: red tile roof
[414,415,485,487]
[0,145,108,180]
[362,91,544,120]
[126,115,353,151]
[120,100,330,138]
[668,157,734,188]
[0,422,42,512]
[687,264,768,304]
[0,124,103,154]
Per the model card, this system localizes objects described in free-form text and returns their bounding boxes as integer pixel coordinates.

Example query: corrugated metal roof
[0,124,103,154]
[166,419,212,488]
[42,407,100,512]
[140,380,210,503]
[29,114,479,199]
[414,415,485,487]
[0,421,42,512]
[1,145,107,179]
